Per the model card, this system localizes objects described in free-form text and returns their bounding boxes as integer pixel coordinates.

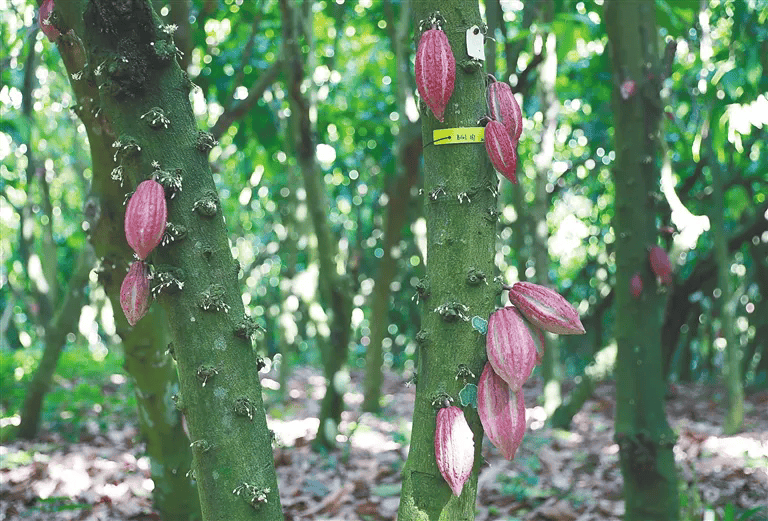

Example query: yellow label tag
[433,127,485,145]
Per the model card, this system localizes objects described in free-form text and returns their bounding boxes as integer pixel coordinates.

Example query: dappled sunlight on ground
[2,368,766,520]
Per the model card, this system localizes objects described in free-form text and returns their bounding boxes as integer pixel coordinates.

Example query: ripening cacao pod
[486,306,539,391]
[620,80,636,100]
[630,273,643,299]
[507,281,585,335]
[487,77,523,143]
[39,0,60,41]
[415,27,455,122]
[125,179,167,260]
[120,261,151,326]
[477,363,526,461]
[434,406,474,496]
[485,119,518,184]
[649,245,673,285]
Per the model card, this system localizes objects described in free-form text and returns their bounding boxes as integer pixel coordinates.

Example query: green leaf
[471,316,488,335]
[459,383,478,409]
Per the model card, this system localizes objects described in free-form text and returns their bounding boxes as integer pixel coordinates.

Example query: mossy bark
[605,1,680,519]
[397,2,497,519]
[54,1,283,519]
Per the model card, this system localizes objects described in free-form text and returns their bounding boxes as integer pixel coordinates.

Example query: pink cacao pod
[120,261,151,326]
[486,306,539,392]
[477,363,526,460]
[434,406,474,496]
[507,281,585,335]
[620,80,636,100]
[630,273,643,299]
[487,78,523,143]
[649,245,673,285]
[485,119,518,184]
[415,28,455,122]
[39,0,60,41]
[125,179,167,260]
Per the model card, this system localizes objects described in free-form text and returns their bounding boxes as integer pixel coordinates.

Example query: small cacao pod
[649,245,673,285]
[620,79,636,100]
[434,406,474,496]
[486,306,539,392]
[120,261,151,326]
[487,77,523,143]
[485,119,518,184]
[630,273,643,299]
[415,27,455,122]
[125,179,167,260]
[39,0,60,41]
[507,281,585,335]
[477,363,526,460]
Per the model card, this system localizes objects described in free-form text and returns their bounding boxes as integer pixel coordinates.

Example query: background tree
[605,0,680,519]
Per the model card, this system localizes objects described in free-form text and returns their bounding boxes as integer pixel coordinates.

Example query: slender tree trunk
[532,0,561,416]
[398,2,497,519]
[605,1,680,519]
[56,2,284,519]
[280,0,353,448]
[17,245,95,439]
[707,138,743,434]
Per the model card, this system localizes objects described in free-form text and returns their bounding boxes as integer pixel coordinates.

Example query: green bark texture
[54,1,283,519]
[398,2,497,519]
[47,4,202,517]
[280,0,354,448]
[605,1,680,519]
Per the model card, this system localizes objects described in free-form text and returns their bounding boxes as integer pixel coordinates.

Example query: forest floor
[1,366,767,521]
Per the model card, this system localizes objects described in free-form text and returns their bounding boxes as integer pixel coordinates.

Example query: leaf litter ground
[2,367,766,520]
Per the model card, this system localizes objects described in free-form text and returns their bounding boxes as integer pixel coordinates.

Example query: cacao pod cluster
[479,282,585,460]
[484,76,523,184]
[120,179,168,326]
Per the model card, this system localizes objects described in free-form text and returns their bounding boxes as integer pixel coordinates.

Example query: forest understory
[2,367,766,521]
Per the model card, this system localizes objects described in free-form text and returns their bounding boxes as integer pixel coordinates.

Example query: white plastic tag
[466,25,485,61]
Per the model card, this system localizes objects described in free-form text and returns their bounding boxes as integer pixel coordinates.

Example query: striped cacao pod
[649,246,673,285]
[486,306,539,392]
[487,77,523,143]
[125,179,167,260]
[415,28,455,123]
[477,363,526,461]
[120,261,151,326]
[507,281,585,335]
[434,406,474,496]
[485,120,518,184]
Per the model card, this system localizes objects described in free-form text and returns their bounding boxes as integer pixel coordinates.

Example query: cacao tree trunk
[605,1,680,519]
[56,2,284,519]
[398,2,497,519]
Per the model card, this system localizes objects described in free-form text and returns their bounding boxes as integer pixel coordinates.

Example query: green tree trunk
[707,137,743,434]
[363,0,421,413]
[280,0,353,449]
[56,2,284,519]
[532,0,561,416]
[398,2,497,519]
[17,244,95,439]
[605,1,680,519]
